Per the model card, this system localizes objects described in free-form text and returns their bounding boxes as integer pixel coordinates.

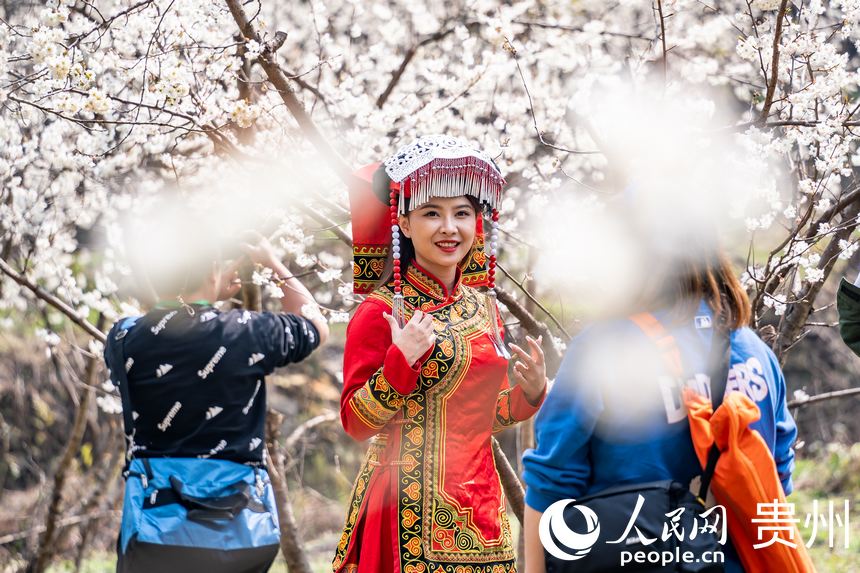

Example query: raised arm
[340,300,434,441]
[492,381,546,433]
[493,326,547,432]
[240,232,330,345]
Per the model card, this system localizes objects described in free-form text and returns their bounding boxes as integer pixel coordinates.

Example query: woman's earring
[485,208,509,359]
[390,191,405,328]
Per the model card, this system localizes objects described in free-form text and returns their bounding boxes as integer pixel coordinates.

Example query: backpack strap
[107,317,140,465]
[142,476,268,520]
[630,312,731,501]
[629,313,684,376]
[698,323,731,500]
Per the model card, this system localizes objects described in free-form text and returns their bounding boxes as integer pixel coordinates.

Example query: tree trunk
[27,317,104,573]
[492,437,524,524]
[774,200,860,361]
[266,410,313,573]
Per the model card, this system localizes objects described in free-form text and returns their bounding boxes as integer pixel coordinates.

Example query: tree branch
[656,0,669,84]
[774,200,860,360]
[492,437,524,524]
[495,286,563,373]
[0,510,120,546]
[224,0,354,186]
[788,387,860,409]
[68,0,154,48]
[512,19,653,41]
[284,410,337,452]
[0,257,105,342]
[375,26,457,108]
[28,318,103,573]
[504,36,601,156]
[297,204,352,245]
[759,0,789,123]
[497,263,571,340]
[376,46,418,109]
[731,119,860,131]
[265,409,313,573]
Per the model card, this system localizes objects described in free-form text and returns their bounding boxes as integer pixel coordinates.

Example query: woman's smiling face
[399,196,477,280]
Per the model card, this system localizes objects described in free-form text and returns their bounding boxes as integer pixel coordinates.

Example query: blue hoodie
[522,301,797,572]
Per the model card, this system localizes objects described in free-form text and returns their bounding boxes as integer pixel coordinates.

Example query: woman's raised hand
[384,309,437,365]
[510,335,548,406]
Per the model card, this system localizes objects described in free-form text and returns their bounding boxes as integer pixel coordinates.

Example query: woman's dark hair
[653,249,751,330]
[677,250,751,329]
[377,234,416,289]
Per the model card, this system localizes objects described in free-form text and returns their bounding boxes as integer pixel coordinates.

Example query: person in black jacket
[104,227,329,572]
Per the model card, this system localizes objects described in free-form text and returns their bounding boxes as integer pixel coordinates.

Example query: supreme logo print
[242,379,262,414]
[150,311,177,335]
[157,401,182,432]
[198,346,227,379]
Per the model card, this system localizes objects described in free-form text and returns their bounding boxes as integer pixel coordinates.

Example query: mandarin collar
[405,261,463,302]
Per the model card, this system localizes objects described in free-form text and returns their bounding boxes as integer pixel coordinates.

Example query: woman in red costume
[333,135,548,573]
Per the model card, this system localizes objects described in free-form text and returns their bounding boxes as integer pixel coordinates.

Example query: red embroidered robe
[333,263,544,573]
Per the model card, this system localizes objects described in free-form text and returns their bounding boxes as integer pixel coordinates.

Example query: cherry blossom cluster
[0,0,858,374]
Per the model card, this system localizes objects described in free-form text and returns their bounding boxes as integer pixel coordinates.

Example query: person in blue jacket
[521,251,798,573]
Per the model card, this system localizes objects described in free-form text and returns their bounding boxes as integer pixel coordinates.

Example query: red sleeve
[491,303,546,433]
[340,298,421,441]
[492,375,546,433]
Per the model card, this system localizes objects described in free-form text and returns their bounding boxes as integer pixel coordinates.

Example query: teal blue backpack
[109,317,281,572]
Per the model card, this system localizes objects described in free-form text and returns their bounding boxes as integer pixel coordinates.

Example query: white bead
[392,238,400,246]
[393,252,400,259]
[391,225,399,232]
[491,248,497,256]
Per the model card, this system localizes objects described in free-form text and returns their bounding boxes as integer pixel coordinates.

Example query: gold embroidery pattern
[421,298,514,564]
[336,267,515,572]
[333,438,386,570]
[461,232,488,289]
[394,283,514,569]
[491,389,518,434]
[348,369,406,430]
[353,245,388,294]
[353,232,488,295]
[406,265,452,301]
